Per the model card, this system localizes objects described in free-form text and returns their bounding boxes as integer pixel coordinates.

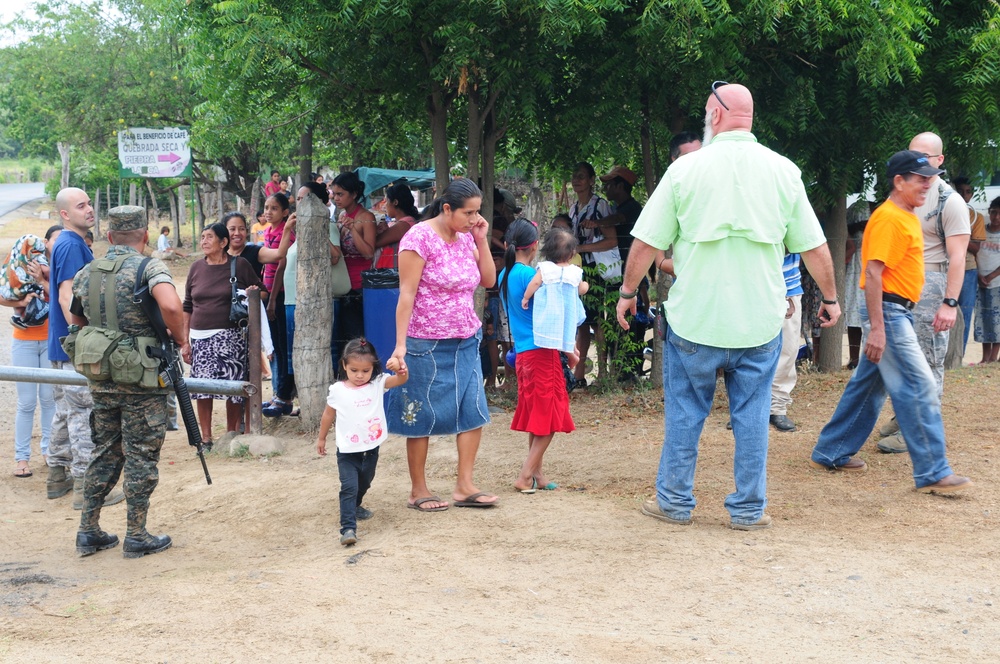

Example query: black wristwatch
[942,298,958,308]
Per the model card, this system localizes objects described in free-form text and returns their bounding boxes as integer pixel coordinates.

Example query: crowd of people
[5,81,996,556]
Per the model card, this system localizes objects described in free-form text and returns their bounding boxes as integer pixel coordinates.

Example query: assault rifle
[134,258,212,485]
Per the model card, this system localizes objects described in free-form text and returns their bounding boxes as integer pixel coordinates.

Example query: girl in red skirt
[499,220,584,493]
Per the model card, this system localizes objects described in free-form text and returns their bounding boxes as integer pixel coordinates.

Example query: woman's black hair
[421,179,483,220]
[44,225,63,241]
[386,183,420,219]
[499,218,539,308]
[339,337,383,382]
[541,228,578,264]
[222,211,248,229]
[573,161,596,179]
[332,171,365,204]
[267,192,290,212]
[300,181,330,205]
[206,222,230,250]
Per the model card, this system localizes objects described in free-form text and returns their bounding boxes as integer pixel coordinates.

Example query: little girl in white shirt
[316,337,408,546]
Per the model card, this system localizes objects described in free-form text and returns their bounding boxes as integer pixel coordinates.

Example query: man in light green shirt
[616,82,840,531]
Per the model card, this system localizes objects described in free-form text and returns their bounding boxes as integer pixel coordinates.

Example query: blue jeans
[959,269,978,354]
[12,338,55,461]
[657,328,780,525]
[337,447,379,533]
[811,302,953,487]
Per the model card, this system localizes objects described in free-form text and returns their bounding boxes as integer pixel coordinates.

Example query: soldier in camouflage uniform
[72,206,188,559]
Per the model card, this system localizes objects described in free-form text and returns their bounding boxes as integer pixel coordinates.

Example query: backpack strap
[934,182,951,243]
[86,254,132,330]
[933,182,952,269]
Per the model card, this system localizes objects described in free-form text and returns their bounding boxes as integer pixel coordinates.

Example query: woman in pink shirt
[388,179,498,511]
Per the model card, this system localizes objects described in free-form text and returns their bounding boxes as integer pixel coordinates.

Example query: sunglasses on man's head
[712,80,730,111]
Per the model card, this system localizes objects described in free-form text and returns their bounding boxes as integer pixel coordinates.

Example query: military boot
[123,532,172,559]
[73,478,126,510]
[47,465,74,499]
[76,530,120,557]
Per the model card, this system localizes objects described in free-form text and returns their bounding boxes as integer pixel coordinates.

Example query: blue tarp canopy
[355,167,436,204]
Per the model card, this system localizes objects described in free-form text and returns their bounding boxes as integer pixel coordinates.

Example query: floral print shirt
[400,222,482,340]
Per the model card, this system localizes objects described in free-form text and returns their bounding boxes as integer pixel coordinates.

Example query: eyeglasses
[711,80,730,111]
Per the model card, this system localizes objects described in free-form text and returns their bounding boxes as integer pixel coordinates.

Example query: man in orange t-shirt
[810,150,972,495]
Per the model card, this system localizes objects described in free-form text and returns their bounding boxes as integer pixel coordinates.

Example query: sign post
[117,127,192,179]
[118,126,194,246]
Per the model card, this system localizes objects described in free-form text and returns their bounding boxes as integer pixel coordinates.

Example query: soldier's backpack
[60,255,161,388]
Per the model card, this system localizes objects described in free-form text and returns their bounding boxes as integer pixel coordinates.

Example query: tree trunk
[167,188,179,246]
[293,193,334,429]
[93,188,101,238]
[195,184,207,232]
[481,104,499,228]
[428,83,451,193]
[525,166,545,227]
[216,181,224,221]
[467,90,483,185]
[817,196,847,372]
[178,185,190,249]
[299,125,313,186]
[57,142,70,190]
[250,177,263,220]
[145,179,159,222]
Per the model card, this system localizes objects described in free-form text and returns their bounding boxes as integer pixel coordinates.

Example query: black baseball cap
[886,150,945,179]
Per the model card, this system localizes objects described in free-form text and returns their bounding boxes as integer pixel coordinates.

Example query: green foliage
[0,158,54,184]
[581,265,645,386]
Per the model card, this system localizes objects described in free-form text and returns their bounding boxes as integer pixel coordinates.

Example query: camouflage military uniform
[73,224,174,542]
[913,270,949,399]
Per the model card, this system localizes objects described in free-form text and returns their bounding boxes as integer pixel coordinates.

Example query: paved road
[0,183,46,217]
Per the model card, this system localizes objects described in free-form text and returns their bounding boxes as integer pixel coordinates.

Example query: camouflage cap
[108,205,147,232]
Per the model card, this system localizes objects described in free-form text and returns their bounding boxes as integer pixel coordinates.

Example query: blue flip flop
[538,482,558,491]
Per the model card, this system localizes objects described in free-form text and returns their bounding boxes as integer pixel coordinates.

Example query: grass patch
[0,158,56,184]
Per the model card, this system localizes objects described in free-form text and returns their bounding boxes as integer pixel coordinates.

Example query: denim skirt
[387,330,491,437]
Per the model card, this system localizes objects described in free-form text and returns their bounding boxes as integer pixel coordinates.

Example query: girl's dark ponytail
[500,218,539,308]
[500,243,517,308]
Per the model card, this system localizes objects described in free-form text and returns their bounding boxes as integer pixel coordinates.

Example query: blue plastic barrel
[361,268,399,368]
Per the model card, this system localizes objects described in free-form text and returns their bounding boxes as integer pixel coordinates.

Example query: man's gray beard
[703,113,714,145]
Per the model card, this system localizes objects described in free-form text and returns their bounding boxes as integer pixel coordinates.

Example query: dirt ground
[1,202,999,663]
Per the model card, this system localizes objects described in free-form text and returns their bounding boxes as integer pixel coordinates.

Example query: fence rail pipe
[0,366,254,398]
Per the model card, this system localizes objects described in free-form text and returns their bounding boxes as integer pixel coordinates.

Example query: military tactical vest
[61,255,161,388]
